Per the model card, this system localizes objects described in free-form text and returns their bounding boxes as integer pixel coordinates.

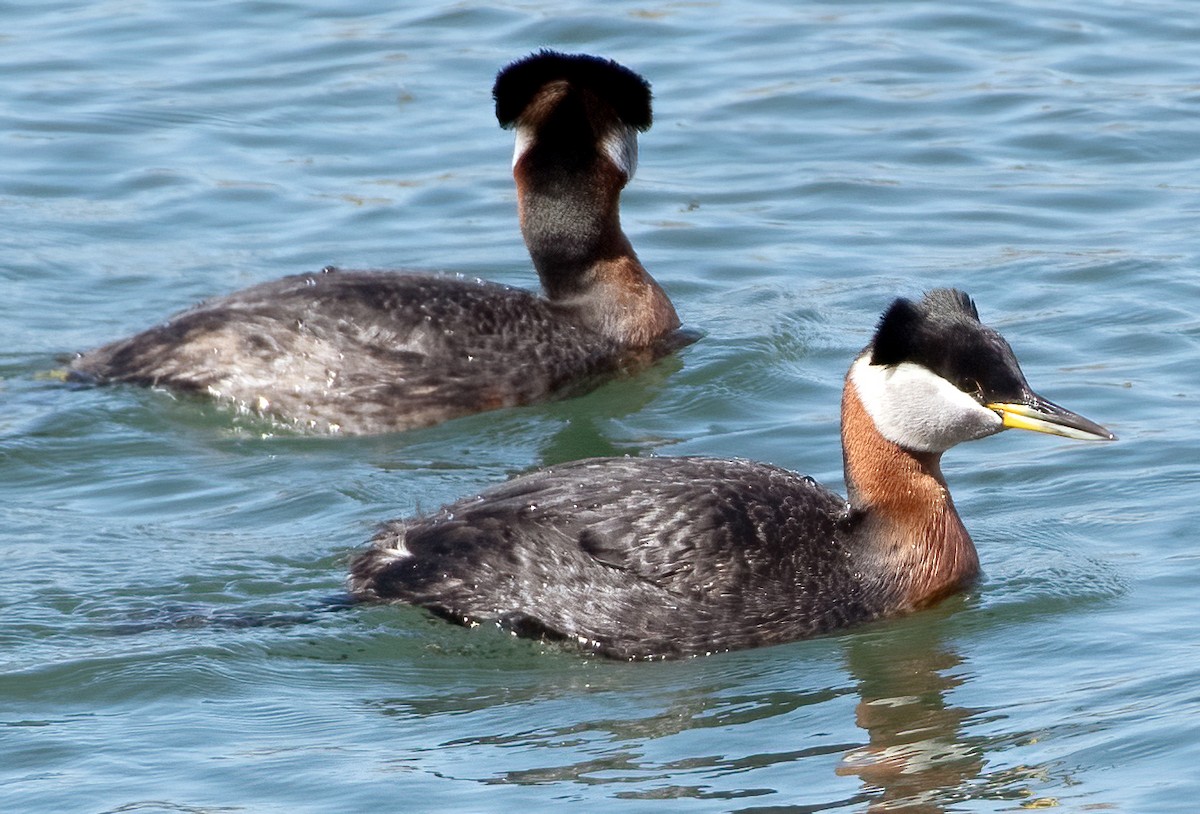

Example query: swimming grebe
[68,51,690,434]
[349,289,1115,659]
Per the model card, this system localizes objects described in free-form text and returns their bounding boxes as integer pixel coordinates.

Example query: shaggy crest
[867,288,1029,398]
[493,49,652,131]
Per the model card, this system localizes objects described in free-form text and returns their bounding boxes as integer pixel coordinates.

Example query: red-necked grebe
[348,289,1115,659]
[68,51,691,434]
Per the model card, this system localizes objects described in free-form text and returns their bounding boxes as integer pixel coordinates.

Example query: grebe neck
[514,152,679,347]
[841,377,981,609]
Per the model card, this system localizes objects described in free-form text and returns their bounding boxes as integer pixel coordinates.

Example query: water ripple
[4,1,1200,812]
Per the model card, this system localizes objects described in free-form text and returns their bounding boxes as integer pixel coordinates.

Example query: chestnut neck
[513,152,679,348]
[840,377,981,610]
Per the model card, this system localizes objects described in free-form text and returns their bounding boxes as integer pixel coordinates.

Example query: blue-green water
[3,0,1198,810]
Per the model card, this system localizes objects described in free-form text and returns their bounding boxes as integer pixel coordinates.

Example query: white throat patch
[849,355,1003,453]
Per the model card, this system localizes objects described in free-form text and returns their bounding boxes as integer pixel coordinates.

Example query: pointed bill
[987,393,1116,442]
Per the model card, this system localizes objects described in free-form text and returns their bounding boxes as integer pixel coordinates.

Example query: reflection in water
[535,352,689,467]
[367,645,860,804]
[834,620,983,813]
[829,616,1076,812]
[364,613,1077,810]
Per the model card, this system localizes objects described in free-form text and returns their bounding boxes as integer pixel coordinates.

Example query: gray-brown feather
[349,456,890,659]
[69,269,680,434]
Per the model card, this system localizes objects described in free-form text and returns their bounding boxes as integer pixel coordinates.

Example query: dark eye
[964,378,986,402]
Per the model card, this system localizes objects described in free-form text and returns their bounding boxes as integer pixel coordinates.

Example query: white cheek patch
[600,124,638,180]
[513,121,638,180]
[513,121,638,181]
[849,356,1003,453]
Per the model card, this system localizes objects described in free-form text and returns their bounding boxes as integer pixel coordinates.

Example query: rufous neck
[841,376,980,609]
[514,157,679,346]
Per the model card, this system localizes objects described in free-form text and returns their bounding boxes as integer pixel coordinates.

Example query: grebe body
[349,289,1115,659]
[69,51,689,434]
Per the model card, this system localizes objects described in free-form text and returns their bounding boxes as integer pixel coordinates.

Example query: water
[3,0,1198,810]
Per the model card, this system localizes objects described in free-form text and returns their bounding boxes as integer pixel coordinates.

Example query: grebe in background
[68,51,691,434]
[349,289,1115,659]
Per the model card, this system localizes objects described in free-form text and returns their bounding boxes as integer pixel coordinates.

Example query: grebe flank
[68,51,691,435]
[348,289,1115,659]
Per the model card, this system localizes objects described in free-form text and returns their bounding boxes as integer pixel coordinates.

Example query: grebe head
[494,49,651,186]
[490,51,680,346]
[492,51,653,294]
[850,288,1116,454]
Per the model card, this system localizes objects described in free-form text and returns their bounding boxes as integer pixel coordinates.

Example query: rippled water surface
[4,1,1199,811]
